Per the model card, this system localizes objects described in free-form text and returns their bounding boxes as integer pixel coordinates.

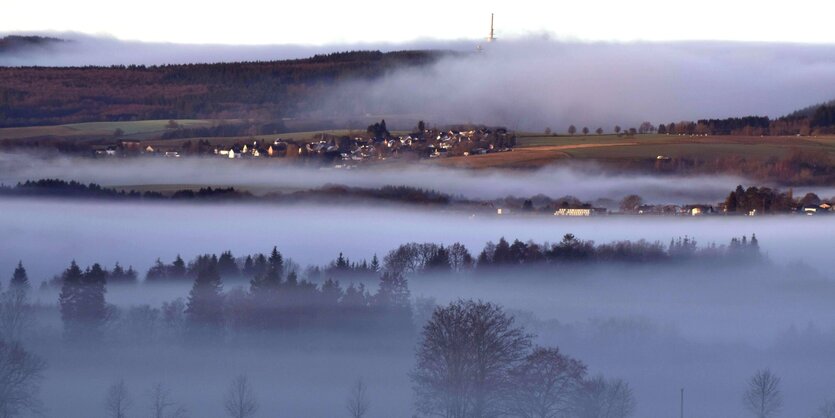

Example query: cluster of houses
[92,126,515,166]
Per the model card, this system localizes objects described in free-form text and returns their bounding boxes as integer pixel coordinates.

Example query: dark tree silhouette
[619,195,643,213]
[58,261,107,338]
[223,375,258,418]
[147,383,187,418]
[743,369,782,418]
[9,262,28,291]
[0,340,45,417]
[346,378,370,418]
[185,266,224,334]
[575,375,636,418]
[506,347,587,418]
[412,300,531,418]
[105,379,132,418]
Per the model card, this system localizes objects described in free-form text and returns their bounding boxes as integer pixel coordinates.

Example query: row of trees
[557,105,835,137]
[51,251,413,339]
[104,374,377,418]
[723,186,827,213]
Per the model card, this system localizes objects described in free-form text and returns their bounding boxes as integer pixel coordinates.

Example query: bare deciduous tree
[224,374,258,418]
[0,340,45,418]
[0,288,32,342]
[743,369,782,418]
[619,195,643,213]
[412,300,531,418]
[575,375,636,418]
[346,378,370,418]
[506,347,587,418]
[148,383,187,418]
[105,379,132,418]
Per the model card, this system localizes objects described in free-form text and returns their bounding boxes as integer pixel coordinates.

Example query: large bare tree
[412,300,531,418]
[346,378,370,418]
[0,286,32,342]
[0,340,45,418]
[743,369,782,418]
[506,347,587,418]
[105,379,132,418]
[224,374,258,418]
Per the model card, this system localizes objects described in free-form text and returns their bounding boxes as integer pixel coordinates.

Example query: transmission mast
[487,13,496,42]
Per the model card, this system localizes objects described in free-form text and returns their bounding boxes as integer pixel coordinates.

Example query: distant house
[802,204,830,215]
[497,208,510,215]
[554,207,592,216]
[683,205,714,216]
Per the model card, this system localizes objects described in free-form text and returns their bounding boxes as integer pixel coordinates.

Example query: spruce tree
[268,247,284,273]
[170,255,187,278]
[374,273,411,309]
[80,263,108,334]
[10,261,29,291]
[58,261,84,336]
[185,265,224,333]
[370,254,380,272]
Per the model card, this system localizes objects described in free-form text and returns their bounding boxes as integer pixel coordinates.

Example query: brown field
[435,134,835,169]
[434,143,639,169]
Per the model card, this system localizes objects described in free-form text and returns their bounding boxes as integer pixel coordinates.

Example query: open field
[0,119,217,141]
[435,133,835,169]
[433,143,638,169]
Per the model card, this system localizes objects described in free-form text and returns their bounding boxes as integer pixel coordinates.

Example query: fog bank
[333,39,835,129]
[3,198,833,280]
[0,153,748,204]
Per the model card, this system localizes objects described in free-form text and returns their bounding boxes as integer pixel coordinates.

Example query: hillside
[0,35,66,53]
[0,50,446,127]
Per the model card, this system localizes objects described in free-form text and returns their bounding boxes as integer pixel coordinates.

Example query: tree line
[0,179,453,206]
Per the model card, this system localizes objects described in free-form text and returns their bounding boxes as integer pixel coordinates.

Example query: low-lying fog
[0,153,751,204]
[4,199,833,279]
[3,198,835,418]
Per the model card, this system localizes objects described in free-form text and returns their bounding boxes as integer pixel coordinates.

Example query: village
[94,121,517,167]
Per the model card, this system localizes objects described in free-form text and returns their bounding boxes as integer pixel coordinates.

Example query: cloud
[328,38,835,129]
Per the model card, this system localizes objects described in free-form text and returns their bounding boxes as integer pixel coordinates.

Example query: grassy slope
[0,119,217,141]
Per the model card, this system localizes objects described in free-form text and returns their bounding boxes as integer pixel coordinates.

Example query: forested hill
[0,50,447,127]
[0,35,66,54]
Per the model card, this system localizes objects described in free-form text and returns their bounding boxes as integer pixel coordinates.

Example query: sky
[4,0,835,45]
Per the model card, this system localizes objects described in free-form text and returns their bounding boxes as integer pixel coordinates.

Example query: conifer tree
[268,247,284,273]
[170,255,187,278]
[374,273,411,310]
[10,261,29,291]
[80,263,108,334]
[58,261,84,336]
[185,265,224,333]
[369,254,380,272]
